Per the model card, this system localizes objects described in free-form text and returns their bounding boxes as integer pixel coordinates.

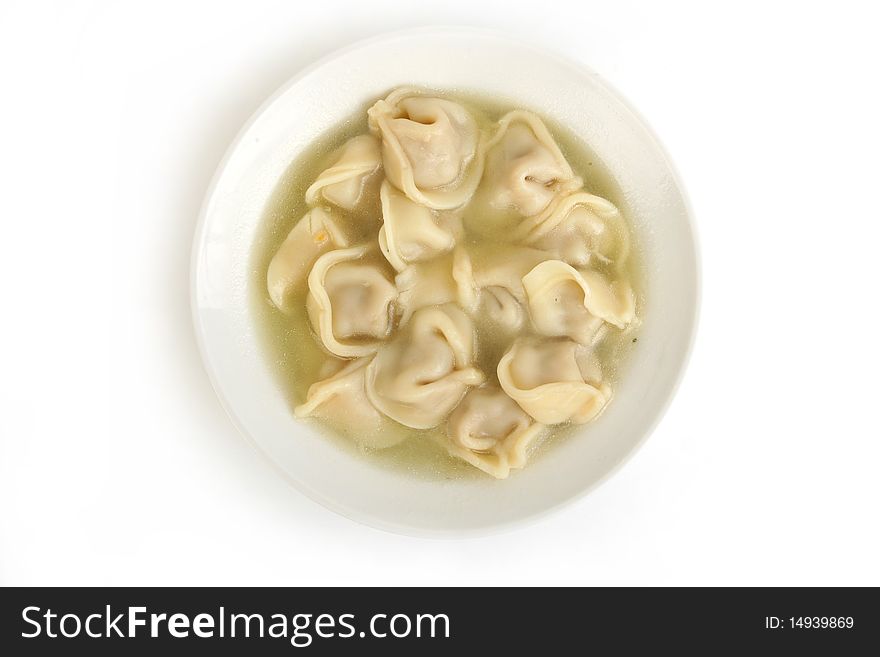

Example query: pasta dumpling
[261,88,641,478]
[498,338,611,424]
[469,242,552,303]
[267,207,352,311]
[365,304,485,429]
[445,386,544,479]
[378,181,463,271]
[295,358,405,449]
[306,245,398,358]
[367,88,483,210]
[522,260,635,344]
[480,110,581,218]
[477,285,524,332]
[305,134,382,211]
[395,246,477,322]
[513,192,630,269]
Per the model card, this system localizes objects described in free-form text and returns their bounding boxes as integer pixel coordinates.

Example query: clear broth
[250,91,644,480]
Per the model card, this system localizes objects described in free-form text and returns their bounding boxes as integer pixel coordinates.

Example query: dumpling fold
[445,386,544,478]
[305,134,382,211]
[306,245,398,358]
[522,260,635,344]
[365,304,484,429]
[513,191,629,269]
[295,357,405,448]
[498,338,611,424]
[368,88,484,209]
[267,207,352,311]
[480,110,581,218]
[378,180,463,271]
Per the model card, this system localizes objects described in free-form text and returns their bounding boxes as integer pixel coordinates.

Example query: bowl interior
[192,28,698,535]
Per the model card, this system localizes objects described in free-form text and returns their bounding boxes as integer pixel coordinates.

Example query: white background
[1,0,878,586]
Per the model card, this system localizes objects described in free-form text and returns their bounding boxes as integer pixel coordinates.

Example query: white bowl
[191,27,699,536]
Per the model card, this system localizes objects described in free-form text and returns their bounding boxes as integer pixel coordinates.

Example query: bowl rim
[189,25,702,538]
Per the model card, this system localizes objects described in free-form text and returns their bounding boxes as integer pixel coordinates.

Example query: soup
[251,87,642,479]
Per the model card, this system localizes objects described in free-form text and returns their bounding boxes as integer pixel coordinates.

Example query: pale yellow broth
[250,91,644,480]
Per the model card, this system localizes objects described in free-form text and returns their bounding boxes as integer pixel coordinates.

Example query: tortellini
[481,110,582,218]
[306,245,398,358]
[378,181,463,271]
[498,338,611,425]
[395,246,477,322]
[513,192,630,269]
[267,207,352,311]
[367,88,484,210]
[446,386,544,478]
[365,304,484,429]
[522,260,635,343]
[468,242,552,303]
[477,286,525,332]
[305,134,382,211]
[295,358,405,449]
[265,88,638,479]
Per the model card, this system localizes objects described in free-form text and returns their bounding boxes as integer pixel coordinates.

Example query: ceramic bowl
[191,27,699,535]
